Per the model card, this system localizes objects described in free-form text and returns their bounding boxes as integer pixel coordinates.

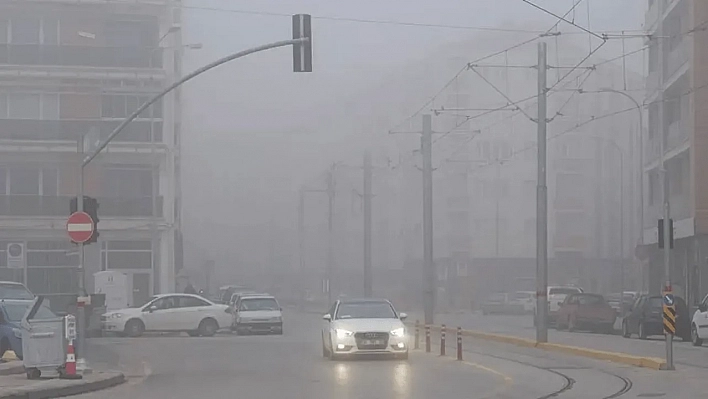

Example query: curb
[0,362,24,377]
[0,372,125,399]
[407,323,666,370]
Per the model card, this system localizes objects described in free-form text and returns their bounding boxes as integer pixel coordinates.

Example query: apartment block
[0,0,183,305]
[642,0,708,303]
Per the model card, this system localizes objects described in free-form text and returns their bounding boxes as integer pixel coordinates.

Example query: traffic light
[70,196,100,244]
[292,14,312,72]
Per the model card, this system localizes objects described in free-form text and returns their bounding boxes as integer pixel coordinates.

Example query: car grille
[354,332,389,350]
[100,316,107,322]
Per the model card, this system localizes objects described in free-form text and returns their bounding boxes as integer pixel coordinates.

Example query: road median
[0,371,124,399]
[407,322,667,370]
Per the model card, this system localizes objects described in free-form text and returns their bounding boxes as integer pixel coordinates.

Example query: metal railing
[0,119,163,143]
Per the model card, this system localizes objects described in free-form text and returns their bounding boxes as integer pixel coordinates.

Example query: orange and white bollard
[440,324,446,356]
[414,320,420,350]
[425,325,431,353]
[65,340,76,376]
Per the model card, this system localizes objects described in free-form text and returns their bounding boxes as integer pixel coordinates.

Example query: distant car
[0,299,56,360]
[232,294,283,335]
[101,293,232,337]
[555,293,616,333]
[691,293,708,346]
[534,286,584,326]
[0,282,34,300]
[228,291,260,308]
[216,285,252,305]
[321,298,408,360]
[606,292,638,315]
[622,294,690,341]
[511,291,536,314]
[481,293,524,315]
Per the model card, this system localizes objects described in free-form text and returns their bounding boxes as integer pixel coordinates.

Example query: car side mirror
[699,303,707,312]
[399,312,408,321]
[322,314,331,321]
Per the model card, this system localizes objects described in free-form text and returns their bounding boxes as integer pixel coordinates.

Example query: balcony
[0,44,162,69]
[667,119,689,152]
[0,195,163,218]
[0,119,162,143]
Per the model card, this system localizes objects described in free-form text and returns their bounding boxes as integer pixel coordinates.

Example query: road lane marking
[461,360,514,384]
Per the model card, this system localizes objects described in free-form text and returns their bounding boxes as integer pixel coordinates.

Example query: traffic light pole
[76,134,88,372]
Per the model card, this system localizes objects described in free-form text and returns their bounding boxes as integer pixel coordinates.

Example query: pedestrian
[184,281,197,294]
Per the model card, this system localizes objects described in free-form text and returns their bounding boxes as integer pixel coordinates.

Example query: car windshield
[0,284,33,300]
[549,288,580,296]
[239,298,279,311]
[336,302,397,319]
[4,303,55,322]
[648,297,663,309]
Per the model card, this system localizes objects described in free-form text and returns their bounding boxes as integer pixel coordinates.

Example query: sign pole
[76,157,88,373]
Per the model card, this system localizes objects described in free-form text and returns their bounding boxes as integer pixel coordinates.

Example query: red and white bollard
[425,325,431,353]
[457,327,463,361]
[65,340,76,376]
[414,320,420,350]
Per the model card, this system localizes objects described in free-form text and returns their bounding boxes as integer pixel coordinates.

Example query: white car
[232,294,283,335]
[691,293,708,346]
[101,293,232,337]
[321,298,409,360]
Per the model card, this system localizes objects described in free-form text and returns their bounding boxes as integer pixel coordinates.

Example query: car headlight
[236,317,242,324]
[335,329,353,339]
[110,313,123,319]
[12,328,21,339]
[390,327,405,337]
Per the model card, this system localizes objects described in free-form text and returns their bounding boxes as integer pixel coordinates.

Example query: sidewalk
[0,371,124,399]
[409,310,708,370]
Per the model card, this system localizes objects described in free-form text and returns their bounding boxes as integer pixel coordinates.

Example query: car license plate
[362,339,383,346]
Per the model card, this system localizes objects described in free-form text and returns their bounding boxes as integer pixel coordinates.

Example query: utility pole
[495,161,501,257]
[363,150,373,297]
[535,42,549,343]
[326,164,336,305]
[422,114,435,325]
[656,23,674,369]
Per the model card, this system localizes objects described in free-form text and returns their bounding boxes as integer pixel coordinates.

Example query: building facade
[0,0,182,305]
[642,0,708,303]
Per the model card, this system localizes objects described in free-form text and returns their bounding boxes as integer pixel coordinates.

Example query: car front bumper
[101,320,127,332]
[331,333,408,355]
[236,322,282,334]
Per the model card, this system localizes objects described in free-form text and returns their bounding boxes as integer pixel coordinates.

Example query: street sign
[67,212,94,243]
[292,14,312,72]
[6,243,24,269]
[663,293,674,307]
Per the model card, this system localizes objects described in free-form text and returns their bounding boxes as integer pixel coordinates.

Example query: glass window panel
[43,18,58,45]
[11,18,40,44]
[9,93,40,119]
[9,168,39,195]
[42,94,59,120]
[41,168,58,196]
[107,240,151,251]
[106,251,152,269]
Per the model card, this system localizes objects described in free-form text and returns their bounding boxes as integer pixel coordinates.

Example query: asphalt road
[426,311,708,370]
[71,312,705,398]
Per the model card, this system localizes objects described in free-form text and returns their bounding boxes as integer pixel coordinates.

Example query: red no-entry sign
[67,212,94,243]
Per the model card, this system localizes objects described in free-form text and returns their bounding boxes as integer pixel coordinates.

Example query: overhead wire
[520,0,606,40]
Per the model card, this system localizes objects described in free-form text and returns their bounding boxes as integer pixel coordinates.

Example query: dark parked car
[621,294,690,341]
[555,293,616,333]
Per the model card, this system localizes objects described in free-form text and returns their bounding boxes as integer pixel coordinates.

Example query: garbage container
[20,296,70,379]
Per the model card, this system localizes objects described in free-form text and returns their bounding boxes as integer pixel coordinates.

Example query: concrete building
[0,0,183,305]
[641,0,708,303]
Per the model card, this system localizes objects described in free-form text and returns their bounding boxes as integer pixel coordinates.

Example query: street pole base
[76,358,93,374]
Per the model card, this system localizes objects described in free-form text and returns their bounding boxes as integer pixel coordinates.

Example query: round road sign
[67,212,94,243]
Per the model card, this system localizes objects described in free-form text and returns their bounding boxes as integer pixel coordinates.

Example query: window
[8,93,40,119]
[42,18,58,45]
[179,296,209,308]
[101,240,152,270]
[26,240,77,267]
[42,94,59,120]
[101,94,162,119]
[8,168,39,195]
[0,93,7,118]
[41,168,58,196]
[0,19,7,44]
[103,165,153,198]
[11,18,40,44]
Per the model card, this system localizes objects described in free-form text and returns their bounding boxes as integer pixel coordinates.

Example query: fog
[178,0,649,304]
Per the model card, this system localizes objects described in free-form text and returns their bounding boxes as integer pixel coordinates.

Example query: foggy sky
[180,0,646,264]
